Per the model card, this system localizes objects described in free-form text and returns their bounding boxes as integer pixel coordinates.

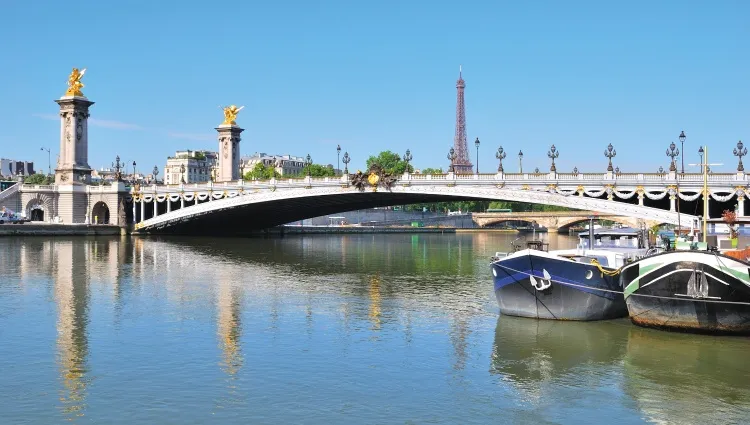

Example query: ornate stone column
[55,69,93,186]
[216,105,245,183]
[738,195,745,217]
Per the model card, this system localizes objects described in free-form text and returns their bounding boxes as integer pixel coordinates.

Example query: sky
[2,0,748,176]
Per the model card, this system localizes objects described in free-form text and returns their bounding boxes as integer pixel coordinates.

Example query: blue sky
[2,0,748,175]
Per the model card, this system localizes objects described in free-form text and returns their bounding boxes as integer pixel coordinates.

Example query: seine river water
[1,233,749,424]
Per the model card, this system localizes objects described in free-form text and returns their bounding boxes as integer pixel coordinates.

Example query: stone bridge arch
[133,185,696,234]
[24,194,54,222]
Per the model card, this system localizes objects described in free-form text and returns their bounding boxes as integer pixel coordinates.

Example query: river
[0,233,748,424]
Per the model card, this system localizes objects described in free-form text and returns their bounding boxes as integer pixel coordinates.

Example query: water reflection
[623,327,750,424]
[217,278,243,377]
[490,316,629,403]
[368,274,382,330]
[54,242,90,419]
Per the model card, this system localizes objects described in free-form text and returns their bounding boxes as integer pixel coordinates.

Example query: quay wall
[0,224,122,237]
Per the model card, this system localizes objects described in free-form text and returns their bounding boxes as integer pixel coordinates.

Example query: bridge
[119,168,750,234]
[471,211,659,232]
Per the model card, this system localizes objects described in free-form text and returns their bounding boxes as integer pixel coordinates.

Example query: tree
[301,164,336,177]
[24,173,50,185]
[366,151,414,175]
[419,167,444,175]
[243,163,280,181]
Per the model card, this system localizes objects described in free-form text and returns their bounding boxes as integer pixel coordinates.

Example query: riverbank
[279,225,457,234]
[0,223,123,236]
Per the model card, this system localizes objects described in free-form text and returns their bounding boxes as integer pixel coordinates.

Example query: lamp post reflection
[217,280,244,378]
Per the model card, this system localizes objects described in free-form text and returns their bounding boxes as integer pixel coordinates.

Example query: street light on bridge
[447,148,457,173]
[733,140,747,172]
[604,143,616,172]
[666,141,679,172]
[518,150,523,173]
[403,149,412,173]
[336,144,341,176]
[305,154,312,177]
[40,147,51,177]
[152,165,159,183]
[547,144,559,172]
[679,131,686,173]
[495,146,506,173]
[179,163,185,183]
[342,152,350,175]
[474,137,480,174]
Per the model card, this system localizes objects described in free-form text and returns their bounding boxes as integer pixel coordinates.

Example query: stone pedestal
[55,96,94,185]
[216,124,244,182]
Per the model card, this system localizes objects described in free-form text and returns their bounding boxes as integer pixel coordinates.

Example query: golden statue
[221,105,244,125]
[368,172,380,186]
[64,67,86,97]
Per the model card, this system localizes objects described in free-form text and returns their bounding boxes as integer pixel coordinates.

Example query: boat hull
[491,251,628,321]
[621,251,750,335]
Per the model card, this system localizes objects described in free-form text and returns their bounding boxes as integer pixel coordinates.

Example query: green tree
[366,151,414,175]
[301,164,337,177]
[24,173,50,185]
[419,167,444,174]
[243,163,280,181]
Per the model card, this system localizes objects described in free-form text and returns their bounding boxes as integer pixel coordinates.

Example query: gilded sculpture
[221,105,244,125]
[65,68,86,97]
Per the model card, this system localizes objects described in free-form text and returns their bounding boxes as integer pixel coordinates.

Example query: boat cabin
[577,227,642,249]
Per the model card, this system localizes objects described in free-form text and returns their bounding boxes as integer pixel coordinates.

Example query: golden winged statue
[221,105,245,125]
[65,67,86,97]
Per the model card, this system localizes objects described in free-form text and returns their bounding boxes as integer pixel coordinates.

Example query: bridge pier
[739,195,745,216]
[140,199,145,223]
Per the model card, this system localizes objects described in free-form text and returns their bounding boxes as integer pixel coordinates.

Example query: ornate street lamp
[403,149,413,172]
[666,141,679,172]
[336,144,341,176]
[305,154,312,177]
[658,165,664,175]
[547,144,559,172]
[573,166,578,175]
[534,167,540,174]
[179,163,185,183]
[518,150,523,173]
[679,131,686,173]
[604,143,616,172]
[342,152,350,174]
[152,165,159,183]
[734,140,747,172]
[474,137,480,174]
[447,148,457,173]
[615,166,620,175]
[495,146,506,172]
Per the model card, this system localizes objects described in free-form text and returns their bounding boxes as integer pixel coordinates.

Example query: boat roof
[578,227,639,237]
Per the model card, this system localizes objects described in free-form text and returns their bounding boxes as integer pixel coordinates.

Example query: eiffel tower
[451,66,473,174]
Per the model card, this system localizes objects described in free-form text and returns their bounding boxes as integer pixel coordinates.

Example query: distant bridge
[123,170,736,234]
[472,211,661,232]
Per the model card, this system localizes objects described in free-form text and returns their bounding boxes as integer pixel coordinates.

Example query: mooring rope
[589,258,623,276]
[492,262,750,306]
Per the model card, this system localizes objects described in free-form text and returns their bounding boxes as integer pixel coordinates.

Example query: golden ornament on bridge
[64,67,86,97]
[221,105,244,125]
[368,172,380,186]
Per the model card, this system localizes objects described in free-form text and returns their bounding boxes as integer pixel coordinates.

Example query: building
[0,159,35,178]
[164,150,218,185]
[240,153,306,177]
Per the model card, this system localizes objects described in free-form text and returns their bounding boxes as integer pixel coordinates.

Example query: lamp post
[403,149,413,173]
[547,144,559,172]
[474,137,480,174]
[40,147,51,177]
[342,152,350,174]
[305,154,312,177]
[336,144,341,176]
[518,150,523,173]
[666,141,679,172]
[180,163,185,183]
[604,143,616,172]
[495,146,506,172]
[734,140,747,172]
[679,131,686,173]
[152,166,159,184]
[132,161,137,182]
[447,148,457,173]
